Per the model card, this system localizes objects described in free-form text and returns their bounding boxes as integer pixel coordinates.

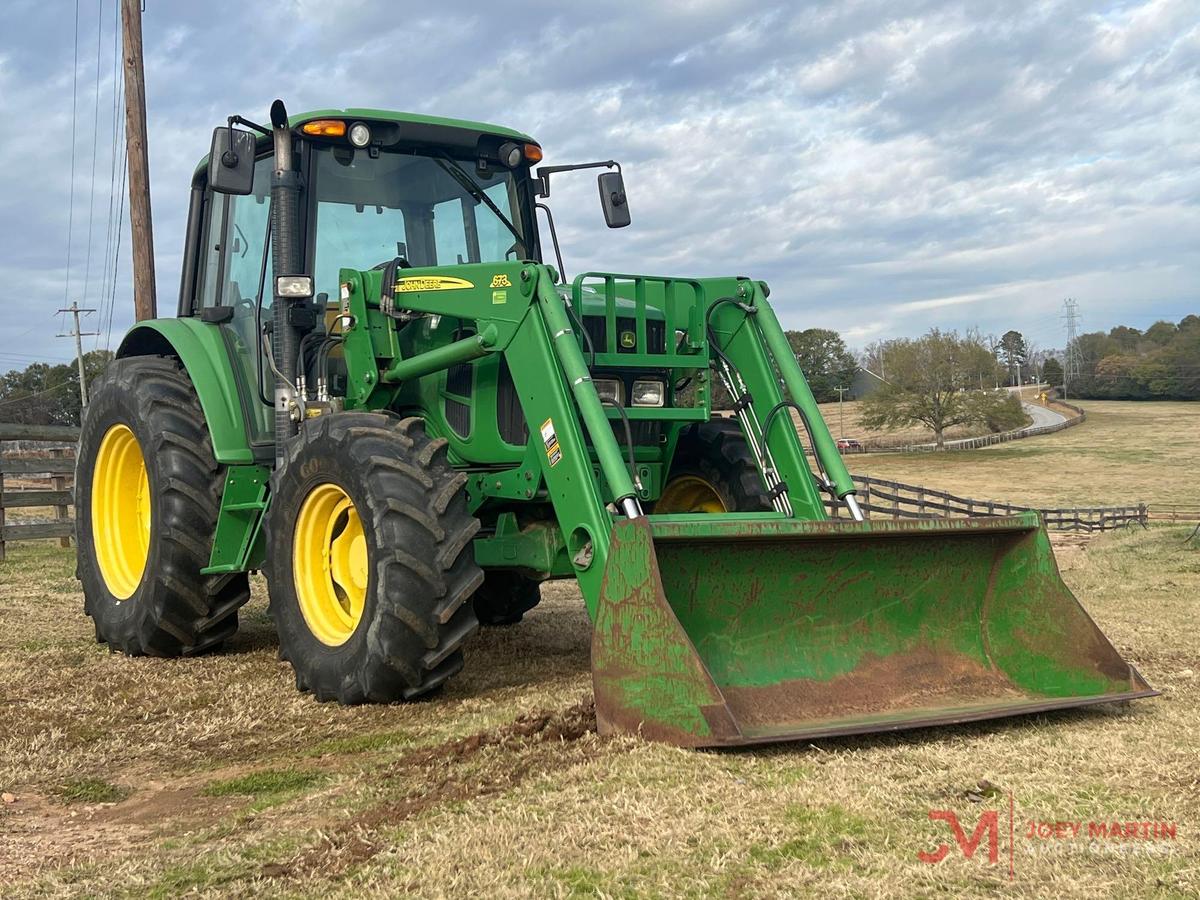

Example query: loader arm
[341,261,856,615]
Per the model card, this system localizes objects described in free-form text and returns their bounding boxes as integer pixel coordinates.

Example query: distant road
[1023,402,1066,430]
[913,391,1066,450]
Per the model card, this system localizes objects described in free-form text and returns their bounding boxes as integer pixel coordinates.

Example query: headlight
[594,378,624,406]
[348,122,371,148]
[276,275,314,298]
[631,379,665,407]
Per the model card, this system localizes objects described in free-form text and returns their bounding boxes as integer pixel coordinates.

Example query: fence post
[917,488,925,516]
[0,467,6,563]
[892,491,900,520]
[51,447,71,549]
[863,481,871,519]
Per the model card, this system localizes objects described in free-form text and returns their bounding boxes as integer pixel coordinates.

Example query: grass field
[844,401,1200,509]
[1,401,1198,897]
[2,530,1197,897]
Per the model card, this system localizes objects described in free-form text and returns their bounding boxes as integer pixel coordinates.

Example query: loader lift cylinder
[536,276,643,517]
[269,99,303,453]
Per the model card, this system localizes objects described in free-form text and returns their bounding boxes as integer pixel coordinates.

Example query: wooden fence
[0,423,79,561]
[1146,504,1200,524]
[825,474,1148,532]
[0,423,1183,559]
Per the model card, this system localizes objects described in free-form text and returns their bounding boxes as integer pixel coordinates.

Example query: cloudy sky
[1,0,1196,370]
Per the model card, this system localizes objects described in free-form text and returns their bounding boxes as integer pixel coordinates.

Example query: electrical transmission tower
[1062,298,1082,399]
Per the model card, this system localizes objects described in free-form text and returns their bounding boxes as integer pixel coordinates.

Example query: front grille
[582,315,666,354]
[496,357,528,446]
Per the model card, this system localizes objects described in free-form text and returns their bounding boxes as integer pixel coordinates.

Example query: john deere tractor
[75,101,1153,746]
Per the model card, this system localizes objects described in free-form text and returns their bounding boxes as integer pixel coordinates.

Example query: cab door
[193,156,275,448]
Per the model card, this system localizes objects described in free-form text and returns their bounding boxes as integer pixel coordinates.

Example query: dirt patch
[278,698,602,879]
[722,648,1023,729]
[1049,532,1093,571]
[0,782,238,879]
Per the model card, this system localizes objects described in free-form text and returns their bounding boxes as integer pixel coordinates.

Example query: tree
[858,329,1029,449]
[1144,320,1178,346]
[784,328,858,402]
[1042,357,1064,389]
[1108,325,1141,353]
[0,350,113,426]
[997,330,1028,386]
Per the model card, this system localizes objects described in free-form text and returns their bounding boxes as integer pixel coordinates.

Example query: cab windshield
[311,146,528,300]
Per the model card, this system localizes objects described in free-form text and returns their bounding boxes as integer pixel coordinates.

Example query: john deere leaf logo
[620,331,636,349]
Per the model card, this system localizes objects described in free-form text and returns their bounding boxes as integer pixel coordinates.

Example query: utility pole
[834,386,849,437]
[58,302,99,409]
[121,0,156,321]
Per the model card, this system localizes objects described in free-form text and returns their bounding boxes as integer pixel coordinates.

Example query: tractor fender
[116,319,255,464]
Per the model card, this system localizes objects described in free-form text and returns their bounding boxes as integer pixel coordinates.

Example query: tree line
[0,350,112,426]
[1061,316,1200,400]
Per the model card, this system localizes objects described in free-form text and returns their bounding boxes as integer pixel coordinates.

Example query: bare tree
[859,329,1025,449]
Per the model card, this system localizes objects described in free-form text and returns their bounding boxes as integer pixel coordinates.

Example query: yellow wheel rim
[91,424,152,600]
[293,483,369,646]
[656,475,728,513]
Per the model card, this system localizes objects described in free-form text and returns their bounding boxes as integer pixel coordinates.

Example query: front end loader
[74,101,1153,747]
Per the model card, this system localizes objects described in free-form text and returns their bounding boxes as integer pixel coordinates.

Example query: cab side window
[198,157,273,310]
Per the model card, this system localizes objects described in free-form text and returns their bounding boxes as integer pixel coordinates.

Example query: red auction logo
[918,794,1015,879]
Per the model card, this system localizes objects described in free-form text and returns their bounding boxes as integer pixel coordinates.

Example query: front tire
[75,356,250,656]
[656,419,771,513]
[265,414,482,703]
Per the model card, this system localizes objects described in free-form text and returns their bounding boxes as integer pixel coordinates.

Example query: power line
[0,382,74,409]
[82,0,105,308]
[96,0,123,351]
[63,0,83,321]
[104,138,129,352]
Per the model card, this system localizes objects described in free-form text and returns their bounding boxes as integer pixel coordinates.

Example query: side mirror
[208,125,256,195]
[598,171,630,228]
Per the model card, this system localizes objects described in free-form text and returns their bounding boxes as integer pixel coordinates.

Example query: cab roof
[192,108,536,179]
[293,108,533,143]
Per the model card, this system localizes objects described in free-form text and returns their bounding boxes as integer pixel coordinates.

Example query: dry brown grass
[1,401,1197,896]
[846,400,1200,509]
[1,527,1197,898]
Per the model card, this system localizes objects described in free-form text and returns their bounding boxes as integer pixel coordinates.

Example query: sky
[0,0,1196,371]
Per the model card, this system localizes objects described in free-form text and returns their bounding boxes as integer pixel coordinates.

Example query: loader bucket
[591,513,1155,747]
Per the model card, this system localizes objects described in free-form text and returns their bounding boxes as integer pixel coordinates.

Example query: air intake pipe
[269,99,303,456]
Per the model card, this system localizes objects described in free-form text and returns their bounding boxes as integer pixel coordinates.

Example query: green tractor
[75,101,1153,746]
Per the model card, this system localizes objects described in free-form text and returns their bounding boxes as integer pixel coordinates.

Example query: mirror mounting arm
[534,160,619,198]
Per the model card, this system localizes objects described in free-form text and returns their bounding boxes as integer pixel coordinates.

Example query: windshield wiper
[434,154,526,257]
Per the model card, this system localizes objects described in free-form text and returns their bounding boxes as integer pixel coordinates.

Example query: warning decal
[540,418,562,467]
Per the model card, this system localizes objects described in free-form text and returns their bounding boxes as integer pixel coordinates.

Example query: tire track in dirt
[273,697,605,878]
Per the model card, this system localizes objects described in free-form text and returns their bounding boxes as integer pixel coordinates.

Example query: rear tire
[656,419,771,513]
[265,413,482,703]
[472,572,542,626]
[75,356,250,656]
